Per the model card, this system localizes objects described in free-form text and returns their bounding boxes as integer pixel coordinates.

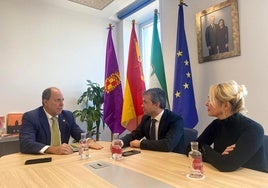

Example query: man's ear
[154,102,160,108]
[43,99,48,106]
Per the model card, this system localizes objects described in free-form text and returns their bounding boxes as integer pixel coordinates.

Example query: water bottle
[187,141,204,179]
[111,133,122,160]
[78,132,89,159]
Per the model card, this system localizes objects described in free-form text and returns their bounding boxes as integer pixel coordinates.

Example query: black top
[216,26,229,53]
[121,109,185,153]
[194,113,268,172]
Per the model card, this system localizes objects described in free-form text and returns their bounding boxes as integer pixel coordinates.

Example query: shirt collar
[153,110,164,122]
[43,107,58,119]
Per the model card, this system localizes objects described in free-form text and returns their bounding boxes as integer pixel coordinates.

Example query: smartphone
[122,150,141,157]
[25,157,52,165]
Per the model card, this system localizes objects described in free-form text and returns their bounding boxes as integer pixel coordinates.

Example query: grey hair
[143,88,166,109]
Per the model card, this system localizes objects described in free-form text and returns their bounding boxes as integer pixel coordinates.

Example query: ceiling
[68,0,114,10]
[43,0,158,23]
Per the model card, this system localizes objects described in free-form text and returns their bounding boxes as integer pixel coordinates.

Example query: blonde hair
[209,80,248,113]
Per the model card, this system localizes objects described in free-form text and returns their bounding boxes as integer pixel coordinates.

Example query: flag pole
[179,0,188,6]
[107,23,114,29]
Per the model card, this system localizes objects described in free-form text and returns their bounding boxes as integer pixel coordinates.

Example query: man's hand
[45,143,73,155]
[87,139,103,150]
[222,144,236,155]
[130,139,141,148]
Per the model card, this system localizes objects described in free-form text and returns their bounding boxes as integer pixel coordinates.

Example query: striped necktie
[51,117,61,146]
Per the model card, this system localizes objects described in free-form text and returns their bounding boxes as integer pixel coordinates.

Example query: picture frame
[196,0,240,63]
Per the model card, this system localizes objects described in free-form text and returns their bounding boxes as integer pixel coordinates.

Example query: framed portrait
[196,0,240,63]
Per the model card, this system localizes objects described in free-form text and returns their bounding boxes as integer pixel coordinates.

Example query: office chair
[184,128,198,154]
[264,135,268,157]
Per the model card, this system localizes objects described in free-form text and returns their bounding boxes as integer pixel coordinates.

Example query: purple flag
[104,26,125,134]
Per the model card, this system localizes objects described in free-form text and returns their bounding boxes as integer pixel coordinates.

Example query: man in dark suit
[19,87,103,155]
[120,88,185,153]
[205,15,218,56]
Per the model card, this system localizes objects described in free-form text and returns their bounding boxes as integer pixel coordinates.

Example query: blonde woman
[191,80,267,172]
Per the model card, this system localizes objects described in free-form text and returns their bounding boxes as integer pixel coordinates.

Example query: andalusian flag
[149,9,170,108]
[121,20,146,131]
[104,25,125,134]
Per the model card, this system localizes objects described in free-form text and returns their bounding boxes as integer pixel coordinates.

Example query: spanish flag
[121,20,146,131]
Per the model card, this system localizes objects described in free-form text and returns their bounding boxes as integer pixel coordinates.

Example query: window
[120,0,159,88]
[139,19,160,88]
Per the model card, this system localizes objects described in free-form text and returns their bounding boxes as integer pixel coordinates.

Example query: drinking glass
[78,132,90,159]
[111,133,122,160]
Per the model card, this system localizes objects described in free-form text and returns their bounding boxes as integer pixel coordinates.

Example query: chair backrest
[263,135,268,157]
[184,128,198,153]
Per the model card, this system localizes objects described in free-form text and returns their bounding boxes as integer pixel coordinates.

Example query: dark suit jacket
[205,24,219,55]
[121,109,185,153]
[19,106,83,154]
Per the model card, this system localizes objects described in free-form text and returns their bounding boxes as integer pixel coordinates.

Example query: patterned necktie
[51,117,61,146]
[150,119,157,140]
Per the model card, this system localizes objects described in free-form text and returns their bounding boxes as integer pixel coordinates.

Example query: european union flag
[172,4,198,128]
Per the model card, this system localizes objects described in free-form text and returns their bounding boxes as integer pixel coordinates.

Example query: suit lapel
[39,107,51,144]
[58,114,66,142]
[158,110,167,136]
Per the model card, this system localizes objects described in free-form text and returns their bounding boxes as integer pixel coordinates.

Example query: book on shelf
[0,116,5,129]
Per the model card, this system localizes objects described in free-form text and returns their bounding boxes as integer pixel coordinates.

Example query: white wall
[160,0,268,134]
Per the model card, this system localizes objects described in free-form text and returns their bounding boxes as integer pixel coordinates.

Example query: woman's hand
[222,144,236,155]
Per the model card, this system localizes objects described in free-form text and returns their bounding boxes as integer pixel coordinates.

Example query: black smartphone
[122,150,141,157]
[25,157,52,165]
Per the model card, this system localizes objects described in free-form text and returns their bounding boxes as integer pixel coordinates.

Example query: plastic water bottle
[78,132,89,159]
[111,133,122,160]
[187,141,204,179]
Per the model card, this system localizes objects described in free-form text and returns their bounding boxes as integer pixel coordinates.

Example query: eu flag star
[175,91,181,98]
[177,50,183,57]
[184,60,189,66]
[183,83,189,89]
[186,72,191,78]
